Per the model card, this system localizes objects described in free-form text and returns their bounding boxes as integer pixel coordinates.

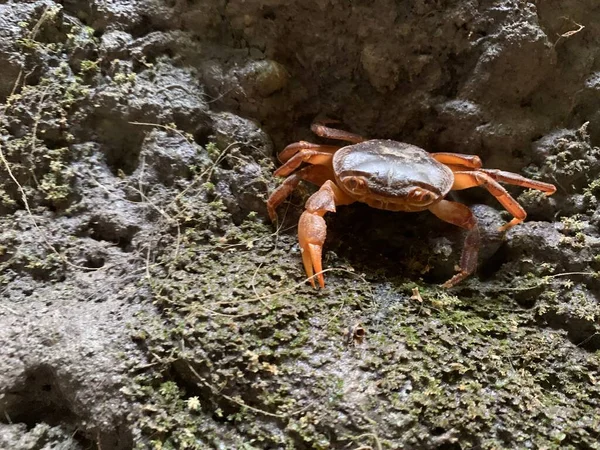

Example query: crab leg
[278,141,340,163]
[431,152,482,169]
[266,165,334,222]
[429,200,480,288]
[274,150,335,177]
[452,171,528,231]
[299,180,355,288]
[311,122,366,144]
[478,169,556,195]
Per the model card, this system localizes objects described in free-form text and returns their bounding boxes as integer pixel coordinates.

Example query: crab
[267,121,557,288]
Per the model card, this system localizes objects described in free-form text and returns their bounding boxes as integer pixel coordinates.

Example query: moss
[529,125,600,194]
[205,142,220,160]
[1,136,77,211]
[0,12,95,212]
[558,216,587,248]
[113,72,137,85]
[79,59,100,74]
[125,174,600,448]
[560,215,584,235]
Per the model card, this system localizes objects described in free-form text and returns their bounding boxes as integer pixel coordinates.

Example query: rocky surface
[0,0,599,449]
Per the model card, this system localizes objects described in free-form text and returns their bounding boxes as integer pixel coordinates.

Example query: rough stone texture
[0,0,599,449]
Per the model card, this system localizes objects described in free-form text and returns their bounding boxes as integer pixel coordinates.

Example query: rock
[2,0,600,448]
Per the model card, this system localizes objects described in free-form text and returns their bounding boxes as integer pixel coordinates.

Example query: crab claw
[298,211,327,288]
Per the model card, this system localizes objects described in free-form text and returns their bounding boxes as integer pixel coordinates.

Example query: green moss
[114,72,137,85]
[80,59,99,74]
[0,13,95,212]
[205,142,220,160]
[560,215,584,234]
[127,192,600,447]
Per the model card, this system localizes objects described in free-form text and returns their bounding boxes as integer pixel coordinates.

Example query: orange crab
[267,121,556,288]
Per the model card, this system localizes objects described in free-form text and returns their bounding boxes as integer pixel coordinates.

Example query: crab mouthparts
[370,184,440,204]
[359,187,440,212]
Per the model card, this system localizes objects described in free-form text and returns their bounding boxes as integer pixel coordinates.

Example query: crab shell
[333,140,454,212]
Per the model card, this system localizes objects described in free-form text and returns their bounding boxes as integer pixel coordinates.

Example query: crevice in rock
[0,365,92,447]
[539,312,600,352]
[83,215,139,252]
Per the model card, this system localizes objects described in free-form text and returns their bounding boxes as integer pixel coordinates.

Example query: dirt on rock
[1,0,600,449]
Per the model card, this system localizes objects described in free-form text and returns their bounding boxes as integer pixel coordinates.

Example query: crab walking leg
[310,122,366,144]
[278,141,340,163]
[299,180,355,288]
[266,165,334,222]
[273,150,335,177]
[431,152,482,169]
[478,169,557,195]
[452,171,528,231]
[429,200,480,288]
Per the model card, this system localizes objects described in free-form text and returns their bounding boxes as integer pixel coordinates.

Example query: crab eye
[408,187,435,204]
[343,176,368,193]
